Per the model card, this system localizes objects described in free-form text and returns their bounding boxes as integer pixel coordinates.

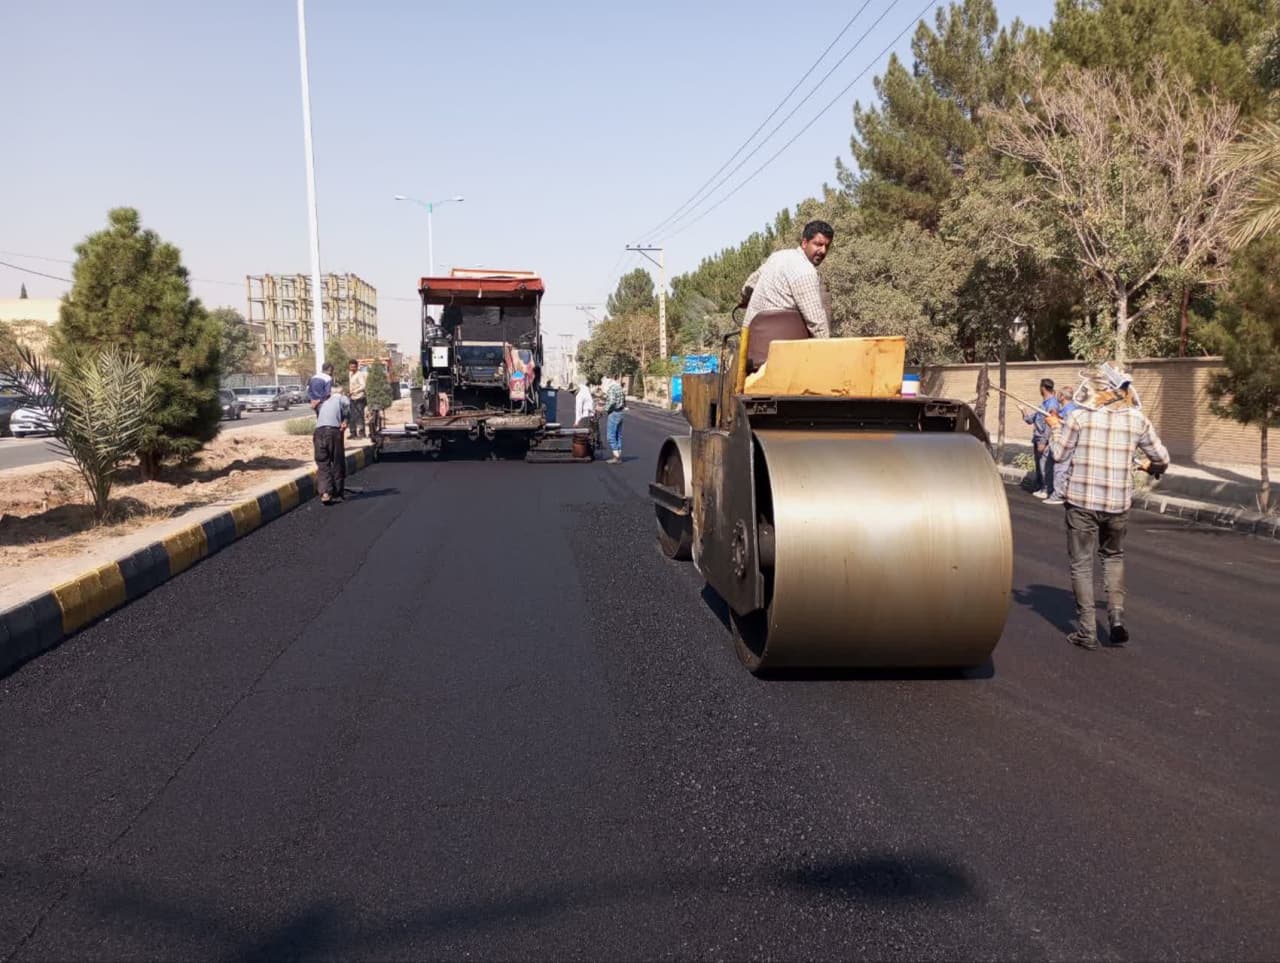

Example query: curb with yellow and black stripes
[0,447,372,679]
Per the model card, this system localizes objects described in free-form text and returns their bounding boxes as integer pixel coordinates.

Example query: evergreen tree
[19,283,28,299]
[846,0,1026,229]
[1200,236,1280,512]
[55,208,221,478]
[210,307,257,377]
[606,268,656,317]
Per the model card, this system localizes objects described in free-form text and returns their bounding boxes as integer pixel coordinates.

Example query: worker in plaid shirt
[1047,378,1170,651]
[741,220,834,337]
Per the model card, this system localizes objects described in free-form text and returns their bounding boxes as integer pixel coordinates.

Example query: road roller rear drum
[649,325,1013,675]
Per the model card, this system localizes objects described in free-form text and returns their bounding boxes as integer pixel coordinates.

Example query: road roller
[648,310,1012,674]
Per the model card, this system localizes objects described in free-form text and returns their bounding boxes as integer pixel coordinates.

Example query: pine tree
[846,0,1026,229]
[55,208,222,478]
[19,283,28,299]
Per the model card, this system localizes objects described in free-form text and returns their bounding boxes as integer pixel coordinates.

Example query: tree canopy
[55,207,221,478]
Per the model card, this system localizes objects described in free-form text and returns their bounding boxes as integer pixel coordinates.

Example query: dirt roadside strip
[0,446,374,679]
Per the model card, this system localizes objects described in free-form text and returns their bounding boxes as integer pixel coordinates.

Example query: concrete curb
[0,447,373,679]
[997,465,1280,541]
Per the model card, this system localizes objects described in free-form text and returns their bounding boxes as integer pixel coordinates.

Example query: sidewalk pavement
[997,438,1278,540]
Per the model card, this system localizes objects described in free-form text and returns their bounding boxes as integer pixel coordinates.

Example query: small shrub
[284,416,315,436]
[1010,452,1036,471]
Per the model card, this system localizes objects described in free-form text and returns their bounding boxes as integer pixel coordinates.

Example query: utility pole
[575,304,600,335]
[557,332,575,385]
[625,245,667,362]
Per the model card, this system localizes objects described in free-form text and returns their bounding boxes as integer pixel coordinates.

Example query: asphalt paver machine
[648,310,1013,674]
[372,270,594,462]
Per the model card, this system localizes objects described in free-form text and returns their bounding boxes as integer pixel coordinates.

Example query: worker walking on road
[346,360,367,439]
[314,388,351,505]
[1047,366,1169,651]
[604,378,626,465]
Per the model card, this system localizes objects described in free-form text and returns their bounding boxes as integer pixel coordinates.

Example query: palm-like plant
[1227,121,1280,249]
[2,345,159,519]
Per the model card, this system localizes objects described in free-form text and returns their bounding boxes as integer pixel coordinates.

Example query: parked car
[282,384,306,405]
[235,385,291,412]
[218,388,243,420]
[0,395,22,437]
[9,397,57,437]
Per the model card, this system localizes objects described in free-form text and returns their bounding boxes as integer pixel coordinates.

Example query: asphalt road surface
[2,396,1277,961]
[0,406,303,473]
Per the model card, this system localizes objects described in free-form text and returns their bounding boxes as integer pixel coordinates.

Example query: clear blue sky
[3,0,1056,354]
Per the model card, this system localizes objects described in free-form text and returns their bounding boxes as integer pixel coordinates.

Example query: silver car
[235,385,291,412]
[10,397,57,437]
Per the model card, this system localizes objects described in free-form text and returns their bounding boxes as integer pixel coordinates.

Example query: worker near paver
[574,381,594,426]
[739,220,835,338]
[308,362,334,411]
[346,360,367,439]
[1046,366,1170,651]
[313,387,351,505]
[604,378,626,465]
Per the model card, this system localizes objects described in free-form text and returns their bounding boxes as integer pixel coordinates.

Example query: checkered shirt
[1049,405,1169,514]
[743,248,831,337]
[605,381,626,413]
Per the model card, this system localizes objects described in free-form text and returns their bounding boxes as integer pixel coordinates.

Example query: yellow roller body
[750,429,1012,669]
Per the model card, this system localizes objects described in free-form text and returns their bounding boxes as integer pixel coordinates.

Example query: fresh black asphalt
[2,395,1277,961]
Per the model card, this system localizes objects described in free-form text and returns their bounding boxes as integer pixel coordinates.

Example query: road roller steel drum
[648,327,1013,676]
[738,429,1011,669]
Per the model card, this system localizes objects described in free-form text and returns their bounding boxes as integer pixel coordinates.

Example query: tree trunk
[996,322,1009,463]
[1261,422,1271,514]
[974,364,991,455]
[1178,285,1191,358]
[1115,289,1129,365]
[139,448,162,481]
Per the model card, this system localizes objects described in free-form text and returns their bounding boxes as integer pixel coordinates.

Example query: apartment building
[245,273,377,360]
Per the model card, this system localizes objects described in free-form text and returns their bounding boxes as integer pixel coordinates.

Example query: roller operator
[739,220,835,338]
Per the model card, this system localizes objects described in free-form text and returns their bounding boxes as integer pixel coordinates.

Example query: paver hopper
[648,311,1012,674]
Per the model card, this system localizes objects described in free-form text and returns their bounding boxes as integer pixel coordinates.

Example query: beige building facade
[245,274,377,361]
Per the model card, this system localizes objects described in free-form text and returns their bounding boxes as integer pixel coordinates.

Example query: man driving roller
[739,220,834,338]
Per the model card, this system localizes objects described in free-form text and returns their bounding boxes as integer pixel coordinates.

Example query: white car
[10,400,57,438]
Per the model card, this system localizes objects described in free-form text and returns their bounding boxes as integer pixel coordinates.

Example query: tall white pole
[297,0,325,374]
[427,206,435,277]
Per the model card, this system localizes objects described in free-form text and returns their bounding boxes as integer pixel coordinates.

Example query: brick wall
[920,358,1276,472]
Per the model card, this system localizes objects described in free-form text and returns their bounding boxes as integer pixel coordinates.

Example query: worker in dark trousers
[1047,367,1169,650]
[314,388,351,505]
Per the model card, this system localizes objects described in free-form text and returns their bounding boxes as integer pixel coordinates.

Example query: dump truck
[648,309,1013,674]
[370,270,594,462]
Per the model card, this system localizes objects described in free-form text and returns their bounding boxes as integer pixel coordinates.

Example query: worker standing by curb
[347,360,367,439]
[314,388,351,505]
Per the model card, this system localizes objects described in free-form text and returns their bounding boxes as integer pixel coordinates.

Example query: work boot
[1109,621,1129,645]
[1067,631,1099,651]
[608,450,622,465]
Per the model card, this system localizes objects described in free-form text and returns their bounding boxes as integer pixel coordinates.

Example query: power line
[663,0,939,242]
[0,259,72,283]
[636,0,878,243]
[658,0,906,241]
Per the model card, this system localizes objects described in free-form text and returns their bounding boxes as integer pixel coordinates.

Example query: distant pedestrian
[1020,378,1060,499]
[313,388,351,505]
[574,381,595,426]
[604,378,626,464]
[308,362,334,412]
[1047,367,1169,650]
[347,360,368,439]
[1046,389,1079,506]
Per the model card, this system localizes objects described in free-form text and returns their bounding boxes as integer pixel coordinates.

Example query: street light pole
[395,194,464,321]
[296,0,325,374]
